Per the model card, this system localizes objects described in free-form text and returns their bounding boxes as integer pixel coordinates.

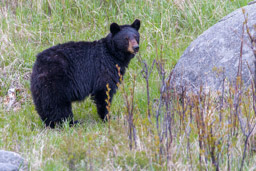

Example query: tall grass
[0,0,253,170]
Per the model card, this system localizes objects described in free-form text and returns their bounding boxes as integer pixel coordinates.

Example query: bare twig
[138,54,156,120]
[238,10,256,171]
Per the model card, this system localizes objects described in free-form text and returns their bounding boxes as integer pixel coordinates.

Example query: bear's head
[108,19,140,61]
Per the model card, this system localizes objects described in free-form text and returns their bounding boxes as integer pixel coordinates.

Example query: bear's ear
[110,23,121,35]
[131,19,140,31]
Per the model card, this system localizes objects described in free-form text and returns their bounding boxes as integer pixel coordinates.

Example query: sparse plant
[117,64,137,150]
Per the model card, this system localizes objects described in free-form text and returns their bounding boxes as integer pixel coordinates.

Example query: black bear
[31,19,140,128]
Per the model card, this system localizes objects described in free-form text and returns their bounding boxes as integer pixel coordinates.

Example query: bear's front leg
[93,89,114,121]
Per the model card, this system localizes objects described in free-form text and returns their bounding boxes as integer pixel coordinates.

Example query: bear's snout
[133,45,139,53]
[128,38,139,54]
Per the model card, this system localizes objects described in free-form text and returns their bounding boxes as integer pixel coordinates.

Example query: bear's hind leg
[40,100,74,128]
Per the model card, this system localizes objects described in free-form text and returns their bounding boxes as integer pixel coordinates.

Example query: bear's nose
[133,45,139,53]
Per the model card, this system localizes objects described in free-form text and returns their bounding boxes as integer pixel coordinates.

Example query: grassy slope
[0,0,253,170]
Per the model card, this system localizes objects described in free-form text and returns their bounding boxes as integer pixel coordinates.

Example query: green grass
[0,0,254,170]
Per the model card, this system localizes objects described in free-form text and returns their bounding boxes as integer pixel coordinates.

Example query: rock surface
[170,3,256,93]
[0,150,27,171]
[0,163,19,171]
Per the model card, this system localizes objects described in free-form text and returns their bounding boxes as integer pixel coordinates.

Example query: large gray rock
[170,3,256,93]
[0,150,27,171]
[0,163,19,171]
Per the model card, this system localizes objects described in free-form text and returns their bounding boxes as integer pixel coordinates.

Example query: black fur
[31,20,141,128]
